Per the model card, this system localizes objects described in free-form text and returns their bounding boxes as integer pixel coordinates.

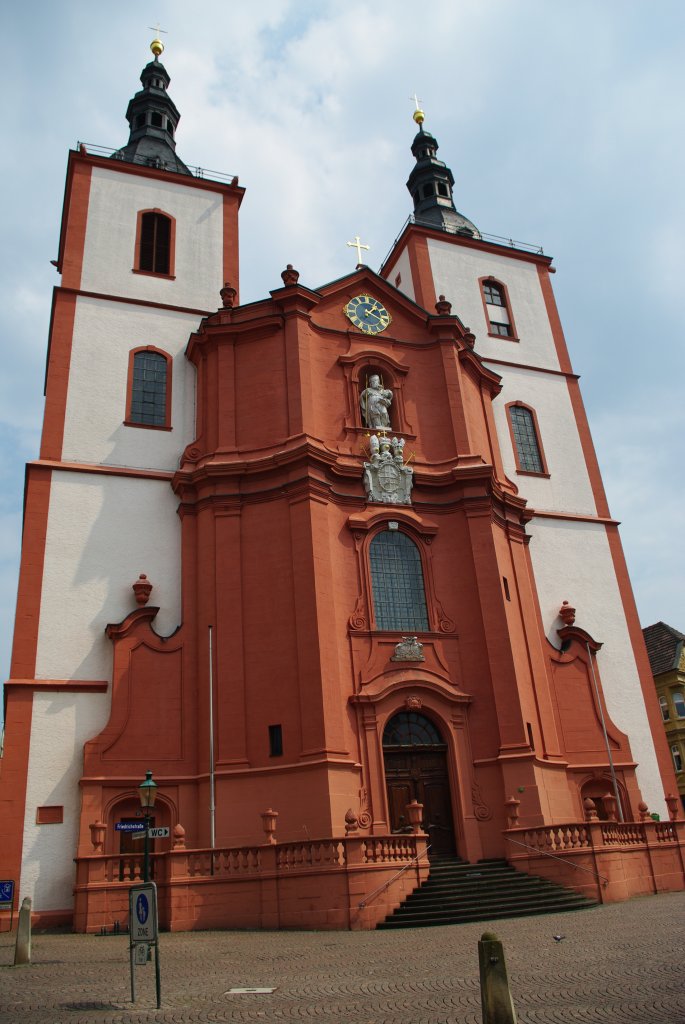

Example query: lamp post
[138,770,158,883]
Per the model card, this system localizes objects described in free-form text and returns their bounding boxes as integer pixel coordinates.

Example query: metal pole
[586,642,624,822]
[154,941,161,1009]
[143,814,150,883]
[208,625,216,851]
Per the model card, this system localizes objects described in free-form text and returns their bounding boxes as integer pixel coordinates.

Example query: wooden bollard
[478,931,517,1024]
[14,897,32,965]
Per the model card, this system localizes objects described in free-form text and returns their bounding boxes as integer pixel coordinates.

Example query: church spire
[406,105,479,238]
[113,36,191,175]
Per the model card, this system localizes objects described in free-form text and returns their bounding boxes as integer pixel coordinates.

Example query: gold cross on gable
[347,235,370,264]
[148,23,168,37]
[410,93,423,111]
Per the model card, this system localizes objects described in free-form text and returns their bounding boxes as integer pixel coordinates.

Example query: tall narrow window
[369,530,429,631]
[480,278,517,338]
[135,210,175,276]
[672,744,683,773]
[659,696,670,721]
[507,402,548,475]
[126,347,172,428]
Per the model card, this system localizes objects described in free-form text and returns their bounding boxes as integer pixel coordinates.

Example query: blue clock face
[343,294,392,335]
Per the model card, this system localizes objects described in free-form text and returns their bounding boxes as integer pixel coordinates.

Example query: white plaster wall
[35,471,182,682]
[528,517,665,814]
[426,238,561,371]
[388,246,415,303]
[20,690,110,910]
[80,166,225,311]
[62,296,197,471]
[486,363,597,516]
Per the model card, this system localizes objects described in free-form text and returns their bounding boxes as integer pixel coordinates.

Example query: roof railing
[76,141,239,185]
[379,214,545,272]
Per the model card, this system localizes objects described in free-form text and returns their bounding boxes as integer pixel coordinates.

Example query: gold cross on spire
[411,92,425,126]
[347,235,370,265]
[149,23,168,57]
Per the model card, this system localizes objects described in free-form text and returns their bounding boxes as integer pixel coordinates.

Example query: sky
[1,0,683,697]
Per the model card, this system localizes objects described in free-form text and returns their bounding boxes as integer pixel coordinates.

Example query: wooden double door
[384,747,456,857]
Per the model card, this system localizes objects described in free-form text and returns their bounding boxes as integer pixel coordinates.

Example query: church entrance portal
[382,711,456,857]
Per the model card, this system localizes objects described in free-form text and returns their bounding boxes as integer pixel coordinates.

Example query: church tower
[1,56,681,933]
[1,38,242,927]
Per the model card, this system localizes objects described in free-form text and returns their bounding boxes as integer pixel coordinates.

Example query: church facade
[1,45,682,932]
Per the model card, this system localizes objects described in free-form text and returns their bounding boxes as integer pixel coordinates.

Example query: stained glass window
[369,531,429,631]
[383,712,444,747]
[129,350,168,426]
[509,405,544,473]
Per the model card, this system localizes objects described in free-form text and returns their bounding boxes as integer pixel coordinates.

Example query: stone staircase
[377,857,598,929]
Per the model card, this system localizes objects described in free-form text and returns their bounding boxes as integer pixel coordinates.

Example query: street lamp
[138,770,158,883]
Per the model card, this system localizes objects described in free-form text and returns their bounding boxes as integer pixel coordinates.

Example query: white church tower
[380,106,672,816]
[1,37,242,926]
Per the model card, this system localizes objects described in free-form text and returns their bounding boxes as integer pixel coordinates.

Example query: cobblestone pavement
[1,893,683,1023]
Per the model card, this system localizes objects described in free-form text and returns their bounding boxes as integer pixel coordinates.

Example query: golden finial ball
[413,108,425,126]
[150,38,164,57]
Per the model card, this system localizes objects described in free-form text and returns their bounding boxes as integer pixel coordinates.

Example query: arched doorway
[383,711,456,856]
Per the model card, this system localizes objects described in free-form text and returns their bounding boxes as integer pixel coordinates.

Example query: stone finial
[89,820,107,853]
[132,574,153,606]
[559,600,576,626]
[406,799,424,834]
[583,797,599,822]
[344,808,359,835]
[435,294,452,315]
[603,792,618,822]
[665,793,680,821]
[173,823,186,849]
[504,796,521,828]
[638,801,651,822]
[261,808,279,844]
[220,282,237,308]
[281,264,300,286]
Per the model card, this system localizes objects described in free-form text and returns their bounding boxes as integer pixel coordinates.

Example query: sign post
[129,881,161,1008]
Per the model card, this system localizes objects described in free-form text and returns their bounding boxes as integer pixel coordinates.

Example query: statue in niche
[360,374,393,429]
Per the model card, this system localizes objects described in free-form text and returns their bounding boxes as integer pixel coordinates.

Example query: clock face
[343,294,392,335]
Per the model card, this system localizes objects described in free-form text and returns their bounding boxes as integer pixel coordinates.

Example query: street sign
[148,827,170,838]
[134,943,149,965]
[129,881,161,1008]
[116,821,145,832]
[129,883,158,944]
[0,881,14,906]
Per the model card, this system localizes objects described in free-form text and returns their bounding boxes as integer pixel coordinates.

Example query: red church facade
[1,48,683,933]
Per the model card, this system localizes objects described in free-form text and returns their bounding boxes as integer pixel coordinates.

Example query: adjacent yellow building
[643,622,685,811]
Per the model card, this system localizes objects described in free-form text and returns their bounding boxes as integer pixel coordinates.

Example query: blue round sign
[136,893,149,924]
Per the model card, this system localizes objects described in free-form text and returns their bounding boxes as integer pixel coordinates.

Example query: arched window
[125,347,172,428]
[135,210,175,277]
[506,402,548,475]
[383,712,444,748]
[369,530,429,631]
[480,277,517,339]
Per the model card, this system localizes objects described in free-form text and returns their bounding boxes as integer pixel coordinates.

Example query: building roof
[642,621,685,676]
